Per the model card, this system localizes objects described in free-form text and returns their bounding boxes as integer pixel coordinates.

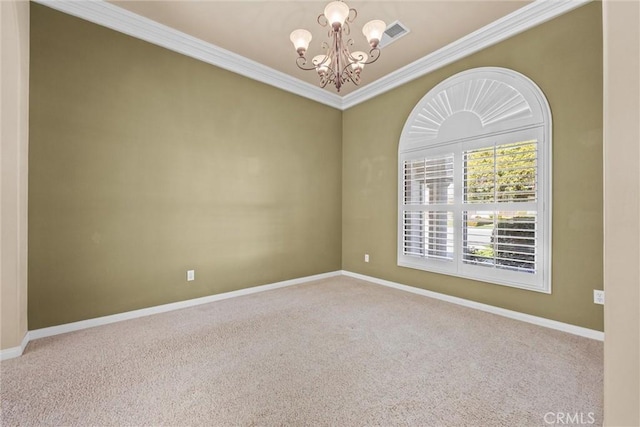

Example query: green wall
[29,3,604,332]
[28,4,342,329]
[342,2,604,331]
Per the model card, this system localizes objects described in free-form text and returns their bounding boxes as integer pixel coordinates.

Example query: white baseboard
[341,270,604,341]
[0,331,30,361]
[2,271,341,359]
[2,268,603,360]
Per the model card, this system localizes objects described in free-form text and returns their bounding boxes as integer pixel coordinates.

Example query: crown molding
[342,0,592,109]
[35,0,590,111]
[33,0,343,110]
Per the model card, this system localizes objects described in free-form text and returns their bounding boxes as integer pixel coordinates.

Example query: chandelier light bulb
[362,20,386,48]
[290,29,312,56]
[324,1,350,29]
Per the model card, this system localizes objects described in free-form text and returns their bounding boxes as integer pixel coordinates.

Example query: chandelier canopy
[290,1,385,93]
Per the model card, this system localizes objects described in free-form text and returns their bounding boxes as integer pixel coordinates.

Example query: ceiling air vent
[379,21,410,49]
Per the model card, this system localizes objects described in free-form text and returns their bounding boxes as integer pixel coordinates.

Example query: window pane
[496,141,537,202]
[403,211,453,261]
[462,210,496,266]
[403,154,454,205]
[463,210,537,273]
[464,140,537,203]
[464,147,495,203]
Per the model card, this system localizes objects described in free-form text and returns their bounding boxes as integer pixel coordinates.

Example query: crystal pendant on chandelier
[289,1,385,93]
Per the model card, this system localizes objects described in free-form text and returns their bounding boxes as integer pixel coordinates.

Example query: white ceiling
[108,1,532,96]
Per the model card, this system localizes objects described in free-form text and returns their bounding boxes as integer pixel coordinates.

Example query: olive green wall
[30,3,603,332]
[28,4,342,329]
[342,3,604,331]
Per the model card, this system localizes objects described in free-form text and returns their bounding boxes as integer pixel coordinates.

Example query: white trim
[0,332,30,361]
[341,0,591,109]
[33,0,590,111]
[27,271,341,341]
[32,0,342,110]
[2,269,602,360]
[341,270,604,341]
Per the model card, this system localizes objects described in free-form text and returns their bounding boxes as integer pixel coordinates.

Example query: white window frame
[398,67,552,293]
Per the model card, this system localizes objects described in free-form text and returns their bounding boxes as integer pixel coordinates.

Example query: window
[398,68,551,293]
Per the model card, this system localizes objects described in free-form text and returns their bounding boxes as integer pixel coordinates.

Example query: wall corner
[1,0,29,352]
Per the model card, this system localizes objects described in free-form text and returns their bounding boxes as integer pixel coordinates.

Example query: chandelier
[289,1,385,93]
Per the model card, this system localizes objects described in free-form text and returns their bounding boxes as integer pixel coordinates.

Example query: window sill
[397,258,551,294]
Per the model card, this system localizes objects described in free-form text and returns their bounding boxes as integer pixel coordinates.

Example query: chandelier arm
[324,66,339,80]
[318,75,330,89]
[347,8,357,23]
[295,56,318,71]
[341,42,358,71]
[342,21,351,37]
[348,49,366,63]
[317,14,328,27]
[341,68,361,86]
[317,54,338,77]
[362,47,381,65]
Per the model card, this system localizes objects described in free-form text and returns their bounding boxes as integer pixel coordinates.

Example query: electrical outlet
[187,270,195,282]
[593,289,604,305]
[364,254,370,263]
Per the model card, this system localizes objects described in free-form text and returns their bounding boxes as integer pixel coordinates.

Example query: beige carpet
[1,276,603,426]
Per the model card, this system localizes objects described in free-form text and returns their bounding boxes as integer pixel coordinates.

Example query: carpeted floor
[1,276,603,426]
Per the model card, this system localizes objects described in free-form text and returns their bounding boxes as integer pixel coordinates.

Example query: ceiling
[109,1,532,96]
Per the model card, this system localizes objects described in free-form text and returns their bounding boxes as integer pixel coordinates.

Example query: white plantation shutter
[398,68,551,293]
[403,156,454,205]
[402,155,454,261]
[402,211,454,260]
[463,210,537,273]
[463,140,538,203]
[462,140,539,275]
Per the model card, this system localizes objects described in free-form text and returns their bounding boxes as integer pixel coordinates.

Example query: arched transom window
[398,67,552,293]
